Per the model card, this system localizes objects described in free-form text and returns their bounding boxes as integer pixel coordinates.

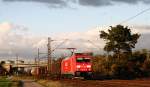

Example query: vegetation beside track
[0,76,23,87]
[37,80,73,87]
[0,76,12,87]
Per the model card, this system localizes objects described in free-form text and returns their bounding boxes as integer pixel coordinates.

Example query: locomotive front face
[75,56,92,77]
[76,57,92,72]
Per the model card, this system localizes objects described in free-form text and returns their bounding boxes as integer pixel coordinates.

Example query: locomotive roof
[74,52,93,56]
[62,52,92,61]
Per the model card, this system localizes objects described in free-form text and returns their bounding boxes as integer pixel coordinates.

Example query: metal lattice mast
[47,37,52,74]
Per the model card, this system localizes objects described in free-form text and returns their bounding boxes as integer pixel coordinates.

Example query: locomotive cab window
[76,58,90,62]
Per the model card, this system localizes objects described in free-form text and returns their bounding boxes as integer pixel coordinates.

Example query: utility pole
[16,54,19,77]
[37,48,40,79]
[34,57,37,65]
[47,37,68,75]
[16,54,18,67]
[38,48,40,67]
[47,37,52,74]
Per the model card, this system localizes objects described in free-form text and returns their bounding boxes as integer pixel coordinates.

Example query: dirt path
[22,80,44,87]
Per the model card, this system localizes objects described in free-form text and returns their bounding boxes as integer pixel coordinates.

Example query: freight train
[61,52,93,79]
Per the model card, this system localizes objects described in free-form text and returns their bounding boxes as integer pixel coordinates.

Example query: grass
[37,80,73,87]
[0,76,12,87]
[11,75,36,81]
[0,76,23,87]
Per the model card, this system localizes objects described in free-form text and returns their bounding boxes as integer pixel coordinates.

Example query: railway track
[57,79,150,87]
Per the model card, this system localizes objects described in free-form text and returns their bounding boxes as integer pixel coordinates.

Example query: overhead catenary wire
[52,39,69,53]
[119,7,150,25]
[86,40,102,50]
[37,39,69,58]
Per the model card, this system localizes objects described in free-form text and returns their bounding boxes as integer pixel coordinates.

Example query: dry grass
[11,81,20,87]
[0,76,20,87]
[10,76,35,81]
[37,80,73,87]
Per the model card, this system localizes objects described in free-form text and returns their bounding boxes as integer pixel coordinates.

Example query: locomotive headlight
[87,65,91,68]
[76,65,81,68]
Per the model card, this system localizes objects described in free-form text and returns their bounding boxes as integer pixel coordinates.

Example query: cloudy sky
[0,0,150,60]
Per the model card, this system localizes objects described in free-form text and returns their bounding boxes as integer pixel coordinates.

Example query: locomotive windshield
[76,57,90,62]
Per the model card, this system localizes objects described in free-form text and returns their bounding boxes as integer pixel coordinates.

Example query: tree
[0,61,7,75]
[100,25,140,59]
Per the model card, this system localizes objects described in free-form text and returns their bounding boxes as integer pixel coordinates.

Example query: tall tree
[100,25,140,58]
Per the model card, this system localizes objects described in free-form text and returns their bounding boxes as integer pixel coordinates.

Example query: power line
[52,39,68,52]
[87,40,101,50]
[119,7,150,25]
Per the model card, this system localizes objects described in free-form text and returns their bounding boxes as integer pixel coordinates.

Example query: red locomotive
[61,52,93,79]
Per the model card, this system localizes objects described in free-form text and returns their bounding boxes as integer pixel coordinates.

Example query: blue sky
[0,0,150,59]
[0,0,150,35]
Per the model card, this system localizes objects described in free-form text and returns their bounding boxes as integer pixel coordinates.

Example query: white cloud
[131,25,150,34]
[52,26,107,53]
[0,22,47,59]
[33,39,47,49]
[52,25,150,53]
[0,22,12,37]
[0,22,150,60]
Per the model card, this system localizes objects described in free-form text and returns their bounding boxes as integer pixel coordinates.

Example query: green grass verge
[0,76,12,87]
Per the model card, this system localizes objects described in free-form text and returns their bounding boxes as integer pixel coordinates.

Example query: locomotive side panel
[61,56,75,75]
